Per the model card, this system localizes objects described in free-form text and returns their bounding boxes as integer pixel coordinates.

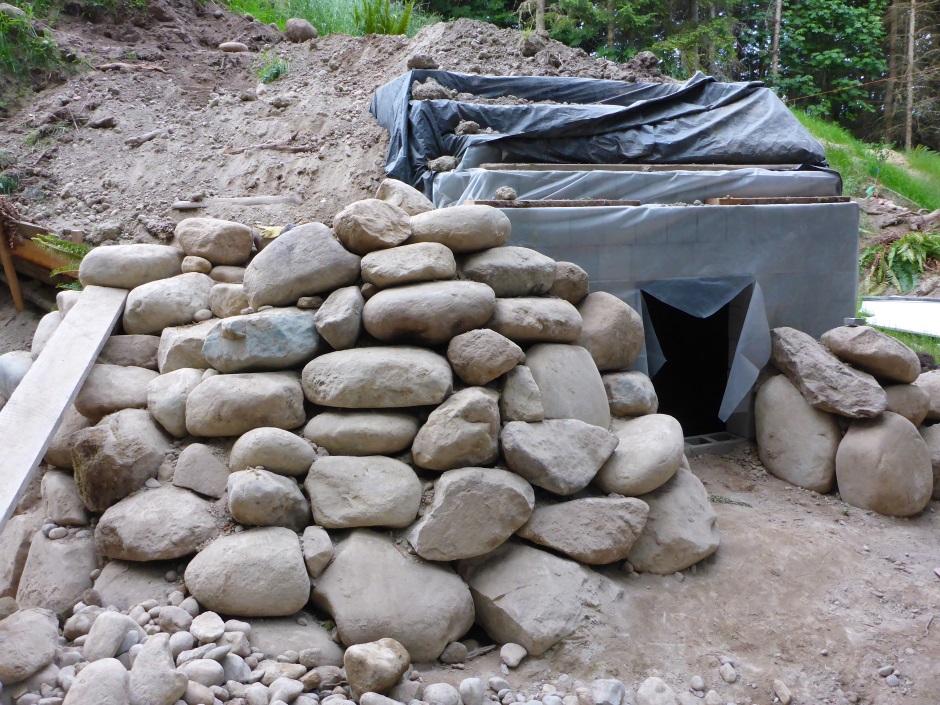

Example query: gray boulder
[242,223,361,308]
[755,375,840,493]
[412,387,500,471]
[627,467,720,574]
[821,325,920,383]
[123,273,214,335]
[185,527,310,617]
[361,242,455,287]
[333,199,412,255]
[501,419,618,495]
[17,533,97,617]
[919,425,940,500]
[409,467,534,561]
[0,608,58,686]
[459,246,556,297]
[95,485,223,560]
[525,343,610,428]
[603,371,658,417]
[549,261,590,304]
[488,297,582,344]
[284,17,318,41]
[157,320,219,373]
[185,371,306,436]
[916,370,940,421]
[248,612,344,664]
[835,411,932,517]
[314,286,364,350]
[517,497,649,564]
[408,205,510,253]
[129,632,188,705]
[575,292,644,371]
[302,526,334,578]
[594,415,685,496]
[304,411,419,455]
[61,657,129,704]
[99,335,160,370]
[78,244,184,289]
[0,350,32,407]
[175,217,253,266]
[172,443,230,499]
[202,307,322,373]
[44,404,90,468]
[312,530,474,661]
[83,610,143,661]
[0,511,46,598]
[375,178,434,216]
[363,280,496,345]
[93,561,181,610]
[72,409,172,512]
[499,365,544,422]
[75,364,158,422]
[147,367,204,438]
[229,427,316,475]
[304,456,421,528]
[770,327,887,418]
[344,638,410,697]
[209,283,249,319]
[227,469,311,531]
[447,329,524,386]
[31,310,62,358]
[302,347,452,408]
[41,470,89,526]
[884,383,930,425]
[458,542,587,655]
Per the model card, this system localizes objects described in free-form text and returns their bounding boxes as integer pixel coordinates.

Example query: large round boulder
[525,343,610,428]
[821,325,920,383]
[201,307,323,373]
[575,292,644,371]
[360,242,455,288]
[123,273,214,335]
[458,246,556,297]
[304,411,419,455]
[333,199,411,255]
[78,244,184,289]
[175,217,253,266]
[487,298,582,344]
[593,414,684,496]
[408,205,510,253]
[185,371,306,436]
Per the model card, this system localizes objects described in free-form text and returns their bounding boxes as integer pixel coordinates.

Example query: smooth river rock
[186,371,305,436]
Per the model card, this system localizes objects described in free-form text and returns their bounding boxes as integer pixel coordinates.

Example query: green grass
[794,109,940,211]
[0,5,64,81]
[257,50,289,83]
[219,0,438,36]
[874,327,940,364]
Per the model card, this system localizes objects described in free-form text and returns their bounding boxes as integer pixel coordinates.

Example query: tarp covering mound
[371,70,828,192]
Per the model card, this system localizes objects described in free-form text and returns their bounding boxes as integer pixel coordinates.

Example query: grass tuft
[257,50,289,83]
[218,0,438,36]
[0,5,64,81]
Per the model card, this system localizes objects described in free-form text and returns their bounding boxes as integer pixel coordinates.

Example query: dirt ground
[424,448,940,705]
[0,291,42,354]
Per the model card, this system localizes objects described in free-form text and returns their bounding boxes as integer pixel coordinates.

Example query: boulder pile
[756,325,938,516]
[0,179,721,704]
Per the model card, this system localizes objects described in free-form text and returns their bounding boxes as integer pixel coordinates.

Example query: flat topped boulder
[409,467,535,561]
[517,496,649,565]
[363,280,496,345]
[501,419,619,496]
[458,246,556,298]
[302,347,452,408]
[408,205,510,253]
[79,244,184,289]
[312,530,474,661]
[525,343,610,428]
[243,223,361,308]
[202,306,322,373]
[821,325,920,383]
[487,298,582,344]
[175,217,253,266]
[361,242,456,288]
[333,199,412,255]
[770,327,887,418]
[186,371,305,436]
[304,411,419,455]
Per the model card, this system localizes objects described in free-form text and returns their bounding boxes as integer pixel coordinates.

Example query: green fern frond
[32,235,90,263]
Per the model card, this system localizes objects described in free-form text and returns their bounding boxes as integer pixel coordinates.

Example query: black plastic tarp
[370,70,828,193]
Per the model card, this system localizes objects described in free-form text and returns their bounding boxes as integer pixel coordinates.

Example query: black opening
[643,293,731,436]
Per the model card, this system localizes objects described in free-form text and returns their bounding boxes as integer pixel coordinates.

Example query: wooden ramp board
[0,285,127,528]
[479,163,802,172]
[468,199,641,208]
[704,196,851,205]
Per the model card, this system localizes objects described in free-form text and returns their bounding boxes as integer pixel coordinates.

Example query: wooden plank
[704,196,851,205]
[10,238,80,279]
[479,163,802,172]
[0,285,127,528]
[468,199,641,208]
[0,222,25,312]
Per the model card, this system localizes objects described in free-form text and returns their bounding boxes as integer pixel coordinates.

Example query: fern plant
[861,232,940,294]
[353,0,413,35]
[32,235,89,289]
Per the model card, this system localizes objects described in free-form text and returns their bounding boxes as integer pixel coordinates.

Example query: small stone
[439,642,467,664]
[190,612,225,643]
[718,663,736,683]
[193,309,213,322]
[424,682,460,705]
[772,679,791,705]
[878,665,894,677]
[690,676,704,692]
[490,678,511,693]
[48,527,67,540]
[494,187,517,201]
[886,674,900,687]
[459,678,485,705]
[500,643,527,668]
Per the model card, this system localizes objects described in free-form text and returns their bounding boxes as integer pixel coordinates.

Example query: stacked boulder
[756,325,937,516]
[0,178,720,703]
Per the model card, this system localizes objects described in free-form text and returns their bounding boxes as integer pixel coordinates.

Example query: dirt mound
[0,5,668,244]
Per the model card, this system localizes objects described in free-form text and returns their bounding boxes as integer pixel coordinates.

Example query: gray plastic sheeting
[501,202,859,428]
[432,167,842,207]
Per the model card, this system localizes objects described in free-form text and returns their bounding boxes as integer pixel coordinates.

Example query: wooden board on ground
[479,163,802,172]
[0,285,127,528]
[704,196,851,205]
[468,199,641,208]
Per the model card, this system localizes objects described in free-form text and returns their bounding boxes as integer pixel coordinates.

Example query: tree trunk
[606,0,615,49]
[771,0,782,78]
[535,0,545,33]
[885,0,899,143]
[906,0,917,151]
